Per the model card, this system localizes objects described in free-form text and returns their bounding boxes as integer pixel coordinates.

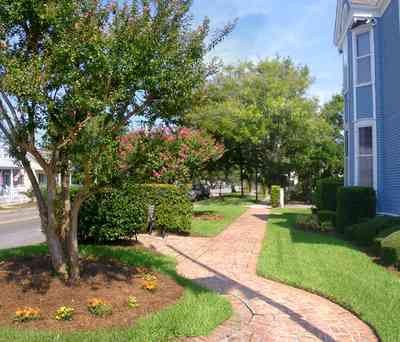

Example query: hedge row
[78,184,192,243]
[336,187,376,233]
[314,178,343,211]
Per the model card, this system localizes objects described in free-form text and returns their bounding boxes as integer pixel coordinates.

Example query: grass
[191,195,256,237]
[0,244,232,342]
[257,208,400,342]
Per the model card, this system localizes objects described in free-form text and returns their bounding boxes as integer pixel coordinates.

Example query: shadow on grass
[0,243,211,298]
[268,212,355,248]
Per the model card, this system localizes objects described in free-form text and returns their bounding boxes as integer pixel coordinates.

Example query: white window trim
[354,120,377,190]
[343,35,349,95]
[352,24,376,122]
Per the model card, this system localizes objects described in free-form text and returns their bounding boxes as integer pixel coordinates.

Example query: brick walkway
[140,207,378,342]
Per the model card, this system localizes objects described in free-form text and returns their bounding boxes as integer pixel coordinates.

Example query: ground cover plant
[191,195,254,237]
[257,208,400,341]
[0,245,232,341]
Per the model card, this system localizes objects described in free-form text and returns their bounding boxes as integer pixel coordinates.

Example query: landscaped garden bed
[0,255,182,332]
[0,245,232,341]
[258,208,400,341]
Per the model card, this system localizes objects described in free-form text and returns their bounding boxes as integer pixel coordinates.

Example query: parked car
[189,184,210,201]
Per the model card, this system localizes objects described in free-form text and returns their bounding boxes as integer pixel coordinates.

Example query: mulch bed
[0,255,184,332]
[193,212,224,221]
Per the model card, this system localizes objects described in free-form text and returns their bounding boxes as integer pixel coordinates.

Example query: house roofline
[334,0,391,50]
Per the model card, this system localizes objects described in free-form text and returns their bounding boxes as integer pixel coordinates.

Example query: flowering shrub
[127,296,140,309]
[14,307,41,322]
[55,306,74,321]
[87,298,112,317]
[119,127,224,184]
[142,274,158,291]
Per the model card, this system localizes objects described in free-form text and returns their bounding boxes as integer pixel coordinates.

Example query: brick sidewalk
[140,207,377,342]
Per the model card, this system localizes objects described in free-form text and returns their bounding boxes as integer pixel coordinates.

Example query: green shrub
[380,231,400,265]
[271,185,281,208]
[314,178,343,211]
[346,216,399,246]
[336,187,376,234]
[78,184,192,243]
[320,221,334,232]
[295,215,320,231]
[317,210,336,227]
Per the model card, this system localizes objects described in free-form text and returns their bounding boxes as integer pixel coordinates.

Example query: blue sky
[190,0,341,104]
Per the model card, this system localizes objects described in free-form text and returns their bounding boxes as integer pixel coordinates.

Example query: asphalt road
[0,206,44,250]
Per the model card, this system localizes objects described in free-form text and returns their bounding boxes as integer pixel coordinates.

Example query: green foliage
[336,187,376,233]
[187,58,338,197]
[380,231,400,265]
[314,178,343,211]
[295,215,320,231]
[346,216,400,245]
[78,184,193,242]
[270,185,281,208]
[317,210,337,227]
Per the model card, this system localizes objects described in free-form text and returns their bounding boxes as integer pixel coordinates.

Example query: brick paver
[139,207,378,342]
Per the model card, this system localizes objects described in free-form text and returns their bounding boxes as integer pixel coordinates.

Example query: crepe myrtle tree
[0,0,234,282]
[119,127,224,184]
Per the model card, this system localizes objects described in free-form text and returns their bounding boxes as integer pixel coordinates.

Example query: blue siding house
[335,0,400,215]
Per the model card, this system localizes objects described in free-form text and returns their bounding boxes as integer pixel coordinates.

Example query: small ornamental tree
[119,127,224,184]
[0,0,233,282]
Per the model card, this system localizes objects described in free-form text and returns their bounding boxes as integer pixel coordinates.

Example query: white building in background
[0,146,47,204]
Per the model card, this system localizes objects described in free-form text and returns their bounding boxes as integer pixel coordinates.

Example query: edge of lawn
[0,244,232,342]
[256,208,393,341]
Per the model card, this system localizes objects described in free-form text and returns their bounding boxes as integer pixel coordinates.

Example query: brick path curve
[140,207,378,342]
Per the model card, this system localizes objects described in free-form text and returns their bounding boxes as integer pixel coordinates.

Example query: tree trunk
[67,200,82,283]
[255,168,259,203]
[240,167,244,197]
[47,173,69,280]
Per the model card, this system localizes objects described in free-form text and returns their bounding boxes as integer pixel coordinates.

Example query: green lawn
[257,208,400,342]
[191,195,255,237]
[0,244,232,342]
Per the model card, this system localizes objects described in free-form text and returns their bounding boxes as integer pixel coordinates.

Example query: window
[355,31,372,86]
[38,173,48,185]
[13,170,24,186]
[357,126,374,187]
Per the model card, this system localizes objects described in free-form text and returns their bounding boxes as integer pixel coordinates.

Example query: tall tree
[188,58,321,197]
[0,0,233,281]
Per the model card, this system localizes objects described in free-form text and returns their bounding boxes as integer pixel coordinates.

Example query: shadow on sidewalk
[167,245,338,342]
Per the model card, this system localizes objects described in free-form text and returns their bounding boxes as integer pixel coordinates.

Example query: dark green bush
[380,231,400,265]
[346,216,399,245]
[317,210,336,227]
[336,187,376,234]
[314,178,343,211]
[271,185,281,208]
[78,184,192,243]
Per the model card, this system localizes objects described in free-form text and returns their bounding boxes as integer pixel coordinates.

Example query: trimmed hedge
[271,185,281,208]
[317,210,336,227]
[336,187,376,233]
[314,178,343,211]
[380,231,400,265]
[346,216,400,245]
[78,184,192,243]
